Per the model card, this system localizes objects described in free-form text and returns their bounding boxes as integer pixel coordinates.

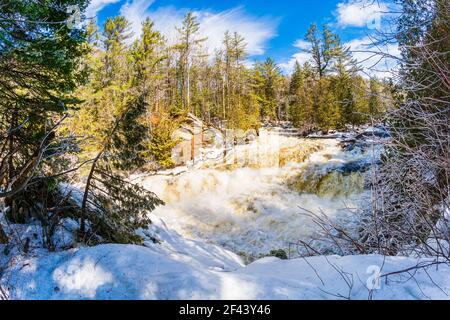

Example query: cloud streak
[86,0,122,18]
[280,36,399,78]
[195,7,279,56]
[118,1,278,57]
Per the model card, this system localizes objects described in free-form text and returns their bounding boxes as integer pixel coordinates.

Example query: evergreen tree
[174,12,207,111]
[218,31,260,131]
[292,25,368,131]
[305,24,340,78]
[69,16,164,242]
[289,61,303,96]
[0,0,89,229]
[316,78,341,130]
[331,42,360,127]
[368,77,384,118]
[288,62,316,130]
[129,18,176,169]
[103,17,132,85]
[254,58,284,122]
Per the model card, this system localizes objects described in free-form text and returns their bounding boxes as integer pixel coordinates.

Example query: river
[136,128,378,260]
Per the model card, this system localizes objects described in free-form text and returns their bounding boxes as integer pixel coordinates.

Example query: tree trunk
[80,150,103,235]
[0,225,7,244]
[186,63,190,111]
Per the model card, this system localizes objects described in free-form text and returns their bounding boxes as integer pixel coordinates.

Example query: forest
[72,14,390,169]
[0,0,448,301]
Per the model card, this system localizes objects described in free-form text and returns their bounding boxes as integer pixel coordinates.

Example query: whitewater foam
[137,132,371,259]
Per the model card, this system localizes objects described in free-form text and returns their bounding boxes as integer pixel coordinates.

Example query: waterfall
[137,130,372,259]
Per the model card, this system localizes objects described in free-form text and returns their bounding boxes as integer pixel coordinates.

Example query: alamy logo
[66,5,81,29]
[367,13,382,30]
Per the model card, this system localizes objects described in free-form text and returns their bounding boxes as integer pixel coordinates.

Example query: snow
[3,128,447,300]
[308,132,350,139]
[1,210,449,300]
[2,238,450,300]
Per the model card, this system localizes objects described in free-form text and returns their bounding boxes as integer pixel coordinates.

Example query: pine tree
[0,0,89,230]
[174,12,207,111]
[217,31,260,131]
[331,42,360,127]
[103,17,132,85]
[129,18,176,169]
[130,18,166,91]
[368,77,383,118]
[305,24,340,78]
[296,25,365,130]
[254,58,283,122]
[316,78,341,130]
[69,16,164,243]
[288,62,315,130]
[79,98,164,243]
[289,62,303,96]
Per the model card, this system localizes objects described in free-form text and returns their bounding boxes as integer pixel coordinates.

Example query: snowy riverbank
[1,214,449,300]
[2,127,448,300]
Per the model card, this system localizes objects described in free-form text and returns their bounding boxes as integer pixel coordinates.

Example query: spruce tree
[70,16,164,243]
[331,43,359,127]
[288,62,316,130]
[368,78,383,118]
[254,58,283,122]
[0,0,89,230]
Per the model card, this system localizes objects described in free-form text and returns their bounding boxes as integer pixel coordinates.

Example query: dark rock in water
[337,160,371,174]
[340,139,358,151]
[356,126,391,139]
[340,127,390,152]
[336,158,382,174]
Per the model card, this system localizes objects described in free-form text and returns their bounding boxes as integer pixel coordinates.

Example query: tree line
[296,0,449,262]
[71,13,391,169]
[0,0,423,249]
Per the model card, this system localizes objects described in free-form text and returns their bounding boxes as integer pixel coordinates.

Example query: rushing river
[137,129,376,260]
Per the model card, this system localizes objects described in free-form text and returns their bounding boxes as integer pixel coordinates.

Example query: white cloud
[86,0,121,18]
[118,1,278,57]
[119,0,156,39]
[345,36,400,77]
[279,52,309,74]
[293,39,311,50]
[195,8,278,56]
[280,36,400,78]
[146,6,185,44]
[279,40,311,74]
[336,0,389,28]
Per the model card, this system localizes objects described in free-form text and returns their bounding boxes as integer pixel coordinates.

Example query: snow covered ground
[2,127,448,300]
[1,214,449,300]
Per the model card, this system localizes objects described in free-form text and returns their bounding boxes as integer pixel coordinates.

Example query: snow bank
[1,212,449,300]
[3,128,446,300]
[2,242,449,300]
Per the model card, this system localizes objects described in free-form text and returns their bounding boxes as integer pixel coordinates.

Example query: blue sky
[86,0,399,75]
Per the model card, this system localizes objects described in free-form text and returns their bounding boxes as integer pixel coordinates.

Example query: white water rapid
[137,129,375,260]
